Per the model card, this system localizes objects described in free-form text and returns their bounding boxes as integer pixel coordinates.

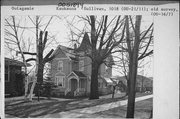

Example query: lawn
[78,98,153,118]
[5,92,152,118]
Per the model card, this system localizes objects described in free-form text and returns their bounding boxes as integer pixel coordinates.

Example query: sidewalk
[41,94,153,118]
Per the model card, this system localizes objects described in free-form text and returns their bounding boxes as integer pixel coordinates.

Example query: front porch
[65,71,87,97]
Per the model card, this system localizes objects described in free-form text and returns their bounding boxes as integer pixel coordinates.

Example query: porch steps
[66,91,74,98]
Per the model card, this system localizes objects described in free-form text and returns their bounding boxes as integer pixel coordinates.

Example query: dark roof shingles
[5,58,31,67]
[73,70,86,78]
[76,32,91,52]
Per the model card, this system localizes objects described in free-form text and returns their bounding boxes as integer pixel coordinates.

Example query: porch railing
[74,88,85,96]
[74,89,78,96]
[65,88,70,96]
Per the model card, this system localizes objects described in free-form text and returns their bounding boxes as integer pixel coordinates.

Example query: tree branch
[138,50,153,60]
[125,16,132,55]
[43,49,55,63]
[17,51,37,55]
[26,58,36,62]
[43,31,48,50]
[139,29,153,59]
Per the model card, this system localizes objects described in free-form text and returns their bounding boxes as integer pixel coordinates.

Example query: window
[55,76,64,87]
[79,60,84,71]
[5,67,9,82]
[57,61,63,71]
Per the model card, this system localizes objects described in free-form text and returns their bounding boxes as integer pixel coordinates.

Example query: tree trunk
[141,77,144,93]
[37,63,44,101]
[126,58,138,118]
[126,15,141,118]
[24,74,29,99]
[112,85,116,98]
[89,61,100,99]
[28,79,37,101]
[25,16,40,101]
[127,79,130,95]
[28,62,44,101]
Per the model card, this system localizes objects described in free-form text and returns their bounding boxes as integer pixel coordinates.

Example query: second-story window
[58,60,63,72]
[79,60,84,71]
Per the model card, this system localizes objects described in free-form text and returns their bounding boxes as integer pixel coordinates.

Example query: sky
[4,15,153,77]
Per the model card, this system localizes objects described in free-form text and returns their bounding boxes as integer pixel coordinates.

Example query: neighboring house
[49,33,114,97]
[116,75,153,92]
[5,58,31,96]
[136,75,153,92]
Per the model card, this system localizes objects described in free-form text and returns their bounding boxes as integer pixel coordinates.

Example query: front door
[71,79,77,92]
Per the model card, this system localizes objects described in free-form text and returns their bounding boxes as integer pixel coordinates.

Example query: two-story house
[49,33,114,97]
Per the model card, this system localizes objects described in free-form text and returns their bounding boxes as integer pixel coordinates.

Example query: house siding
[81,56,91,93]
[50,44,113,96]
[71,60,79,71]
[50,48,71,92]
[84,56,92,76]
[5,65,24,96]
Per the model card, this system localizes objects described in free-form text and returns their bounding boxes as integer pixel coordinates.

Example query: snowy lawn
[78,98,153,118]
[5,92,152,118]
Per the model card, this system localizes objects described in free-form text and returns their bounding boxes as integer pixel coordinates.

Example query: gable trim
[67,71,79,79]
[51,45,71,60]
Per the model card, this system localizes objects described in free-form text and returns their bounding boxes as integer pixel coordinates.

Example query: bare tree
[5,16,56,101]
[67,15,126,99]
[26,16,55,101]
[5,16,30,99]
[118,15,153,118]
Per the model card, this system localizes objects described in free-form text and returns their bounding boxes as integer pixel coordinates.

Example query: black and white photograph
[4,15,153,118]
[1,1,179,119]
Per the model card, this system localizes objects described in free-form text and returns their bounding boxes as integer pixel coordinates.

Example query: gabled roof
[5,57,31,67]
[50,45,74,60]
[104,77,114,84]
[76,32,91,52]
[115,75,153,87]
[73,71,87,78]
[99,76,114,85]
[68,71,87,79]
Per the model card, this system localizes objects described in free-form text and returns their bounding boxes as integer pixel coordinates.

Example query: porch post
[68,78,71,91]
[67,78,69,90]
[77,78,79,92]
